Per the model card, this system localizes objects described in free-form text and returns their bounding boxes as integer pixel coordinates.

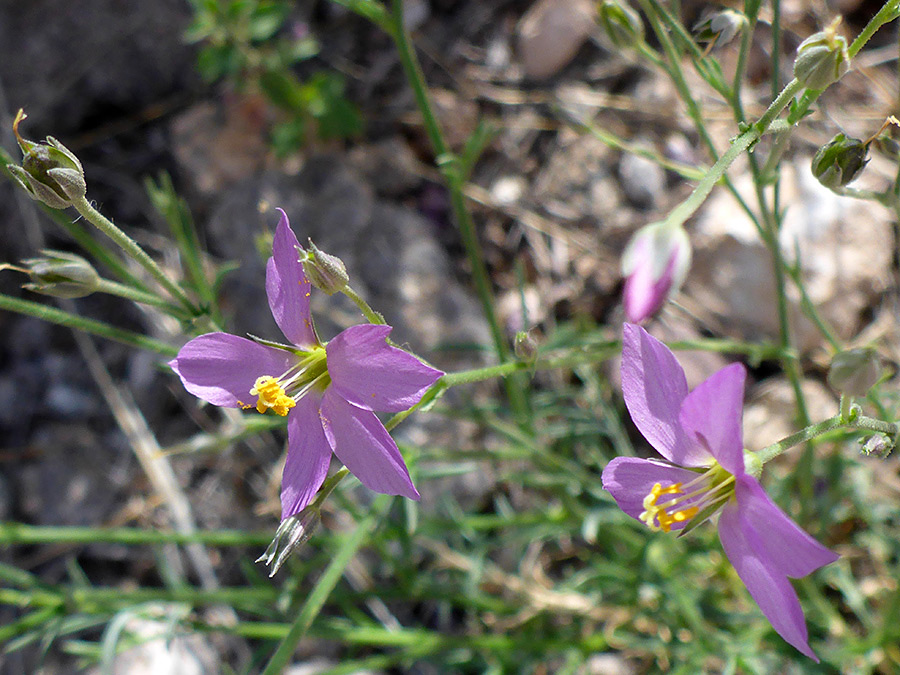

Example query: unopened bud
[22,250,100,298]
[301,240,349,295]
[827,347,881,397]
[621,222,691,323]
[7,109,86,208]
[514,330,539,361]
[597,0,644,50]
[793,19,850,90]
[256,506,321,576]
[811,133,868,189]
[860,434,893,458]
[693,9,746,47]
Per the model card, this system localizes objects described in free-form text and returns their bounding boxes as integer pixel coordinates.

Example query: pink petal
[266,209,317,349]
[735,475,838,578]
[718,500,820,661]
[623,240,676,323]
[601,456,706,530]
[169,333,296,408]
[679,363,747,475]
[326,324,444,412]
[621,324,708,466]
[318,388,419,500]
[281,393,333,519]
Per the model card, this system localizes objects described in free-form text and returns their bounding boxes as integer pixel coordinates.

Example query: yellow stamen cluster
[249,376,296,416]
[639,482,699,533]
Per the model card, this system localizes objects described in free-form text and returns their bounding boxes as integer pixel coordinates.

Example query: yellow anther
[639,482,698,533]
[250,375,296,416]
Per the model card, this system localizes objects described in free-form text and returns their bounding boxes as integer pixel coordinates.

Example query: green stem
[261,508,379,675]
[96,278,190,318]
[756,413,899,463]
[0,522,272,547]
[340,285,386,325]
[0,293,177,356]
[72,195,196,312]
[663,78,805,230]
[385,0,530,426]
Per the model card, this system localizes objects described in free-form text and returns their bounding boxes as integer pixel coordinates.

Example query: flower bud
[693,9,746,47]
[256,506,321,576]
[514,329,539,361]
[300,240,349,295]
[811,133,868,189]
[21,249,100,298]
[7,109,86,208]
[860,434,893,458]
[596,0,644,50]
[621,222,691,323]
[827,347,881,397]
[793,19,850,90]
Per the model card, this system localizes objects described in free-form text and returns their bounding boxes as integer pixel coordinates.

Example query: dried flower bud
[793,19,850,90]
[514,330,539,361]
[811,133,868,189]
[827,348,881,397]
[300,240,349,295]
[7,109,86,208]
[22,249,100,298]
[860,434,893,458]
[621,222,691,323]
[597,0,644,50]
[256,506,321,576]
[693,9,746,47]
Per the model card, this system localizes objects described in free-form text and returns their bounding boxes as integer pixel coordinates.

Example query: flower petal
[319,388,419,500]
[326,324,444,412]
[601,456,705,529]
[735,475,839,578]
[718,500,820,661]
[621,323,707,466]
[281,393,332,519]
[266,209,317,348]
[169,333,296,408]
[679,363,747,475]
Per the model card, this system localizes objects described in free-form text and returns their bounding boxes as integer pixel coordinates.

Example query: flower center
[241,347,329,416]
[638,463,736,533]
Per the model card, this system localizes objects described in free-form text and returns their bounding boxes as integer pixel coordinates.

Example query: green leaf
[249,1,290,41]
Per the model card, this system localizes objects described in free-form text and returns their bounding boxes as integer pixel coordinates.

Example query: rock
[346,137,422,197]
[743,377,836,452]
[582,652,634,675]
[687,158,893,351]
[618,149,665,210]
[516,0,596,80]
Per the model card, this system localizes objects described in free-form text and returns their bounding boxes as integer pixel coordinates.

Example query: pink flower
[602,324,838,660]
[170,210,443,520]
[621,223,691,323]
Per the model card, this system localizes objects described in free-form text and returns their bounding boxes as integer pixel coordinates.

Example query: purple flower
[170,210,443,520]
[602,323,838,660]
[621,223,691,323]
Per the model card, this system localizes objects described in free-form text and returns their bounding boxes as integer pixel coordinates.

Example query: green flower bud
[596,0,644,50]
[827,347,881,397]
[21,249,100,298]
[514,329,539,361]
[300,240,349,295]
[793,19,850,90]
[7,109,86,208]
[811,133,868,189]
[693,9,746,47]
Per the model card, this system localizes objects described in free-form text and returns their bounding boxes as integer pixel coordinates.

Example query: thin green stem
[385,0,530,426]
[96,278,190,318]
[0,522,272,547]
[0,293,178,356]
[72,195,196,312]
[756,413,899,464]
[340,285,386,325]
[261,507,380,675]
